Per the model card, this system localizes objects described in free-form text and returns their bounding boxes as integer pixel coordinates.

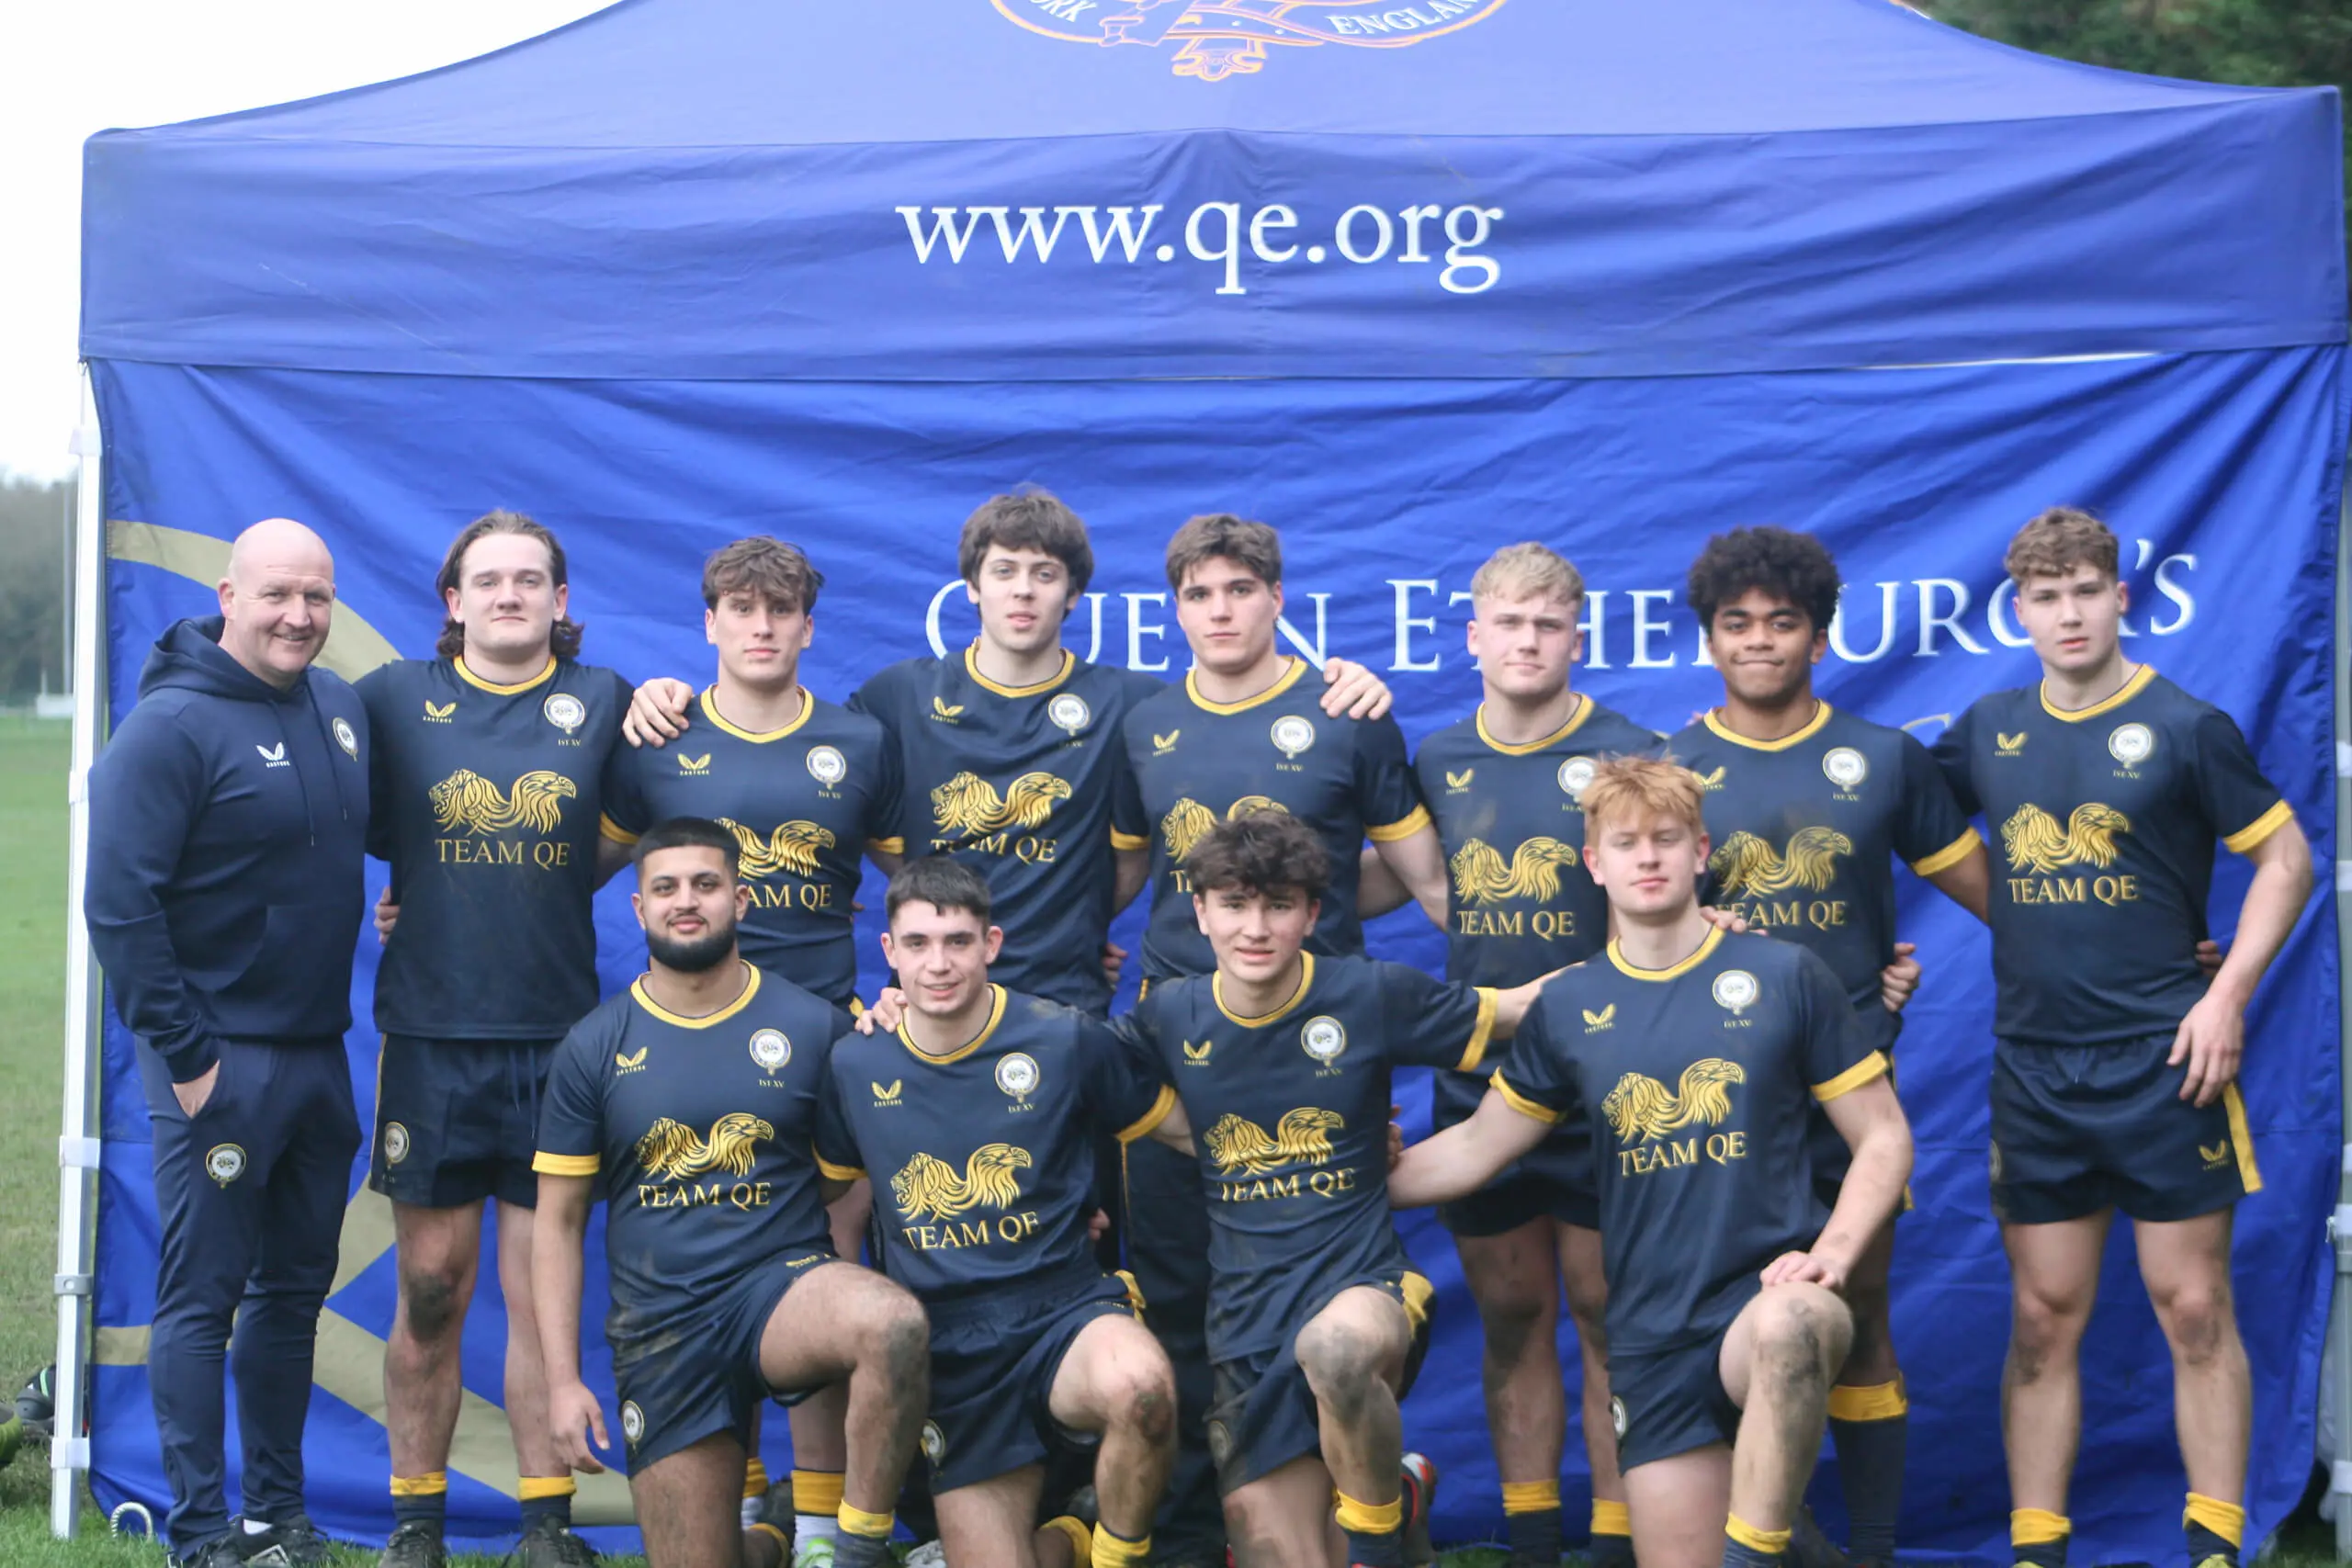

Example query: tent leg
[51,370,106,1539]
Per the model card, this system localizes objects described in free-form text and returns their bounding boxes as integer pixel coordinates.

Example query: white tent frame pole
[52,367,107,1539]
[2333,479,2352,1556]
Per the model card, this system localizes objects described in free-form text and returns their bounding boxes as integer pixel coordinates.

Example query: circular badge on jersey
[750,1029,792,1074]
[1300,1016,1348,1066]
[1611,1396,1629,1441]
[2109,722,2154,767]
[384,1122,411,1166]
[1712,969,1759,1014]
[333,716,358,758]
[996,1052,1041,1100]
[543,692,586,735]
[1822,747,1868,791]
[921,1420,946,1466]
[205,1144,246,1187]
[1270,715,1316,759]
[1047,693,1091,735]
[806,745,848,786]
[1557,756,1596,800]
[1206,1419,1235,1468]
[620,1401,646,1447]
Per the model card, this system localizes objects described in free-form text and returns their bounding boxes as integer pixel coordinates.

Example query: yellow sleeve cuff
[2222,799,2293,854]
[1813,1050,1891,1103]
[532,1152,600,1177]
[818,1157,865,1183]
[1111,829,1150,852]
[1365,804,1433,843]
[866,836,905,857]
[1116,1084,1179,1145]
[599,814,640,846]
[1454,987,1499,1074]
[1908,829,1980,877]
[1489,1070,1563,1125]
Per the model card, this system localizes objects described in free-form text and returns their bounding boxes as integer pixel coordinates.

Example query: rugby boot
[378,1520,447,1568]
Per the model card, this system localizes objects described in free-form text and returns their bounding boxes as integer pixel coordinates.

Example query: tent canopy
[81,0,2346,381]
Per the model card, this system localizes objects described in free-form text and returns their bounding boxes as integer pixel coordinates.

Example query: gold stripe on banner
[108,520,402,682]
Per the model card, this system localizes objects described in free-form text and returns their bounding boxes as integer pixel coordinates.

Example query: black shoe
[239,1517,334,1567]
[507,1514,600,1567]
[171,1539,251,1568]
[1787,1509,1850,1568]
[16,1366,54,1439]
[379,1519,449,1568]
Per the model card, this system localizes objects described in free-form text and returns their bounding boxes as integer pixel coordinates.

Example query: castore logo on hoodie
[255,743,289,769]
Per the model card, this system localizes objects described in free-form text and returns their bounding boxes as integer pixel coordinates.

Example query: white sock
[741,1495,763,1530]
[243,1519,273,1536]
[797,1514,841,1544]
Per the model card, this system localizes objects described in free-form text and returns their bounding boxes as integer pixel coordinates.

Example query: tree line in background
[1925,0,2352,266]
[0,476,71,706]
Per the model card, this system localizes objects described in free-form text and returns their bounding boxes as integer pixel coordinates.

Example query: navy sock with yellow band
[1828,1378,1908,1561]
[390,1472,447,1537]
[1590,1496,1635,1568]
[833,1503,896,1568]
[2184,1493,2245,1567]
[2013,1507,2070,1568]
[1499,1479,1561,1566]
[1336,1490,1405,1568]
[518,1473,576,1535]
[1724,1513,1792,1568]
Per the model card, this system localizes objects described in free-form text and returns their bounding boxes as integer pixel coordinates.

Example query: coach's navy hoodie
[85,617,369,1081]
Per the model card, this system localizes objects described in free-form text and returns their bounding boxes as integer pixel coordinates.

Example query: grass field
[0,713,2335,1567]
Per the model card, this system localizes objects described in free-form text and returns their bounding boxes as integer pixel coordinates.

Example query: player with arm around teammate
[817,856,1183,1568]
[1116,812,1552,1568]
[533,818,931,1568]
[1391,757,1913,1568]
[1929,509,2312,1568]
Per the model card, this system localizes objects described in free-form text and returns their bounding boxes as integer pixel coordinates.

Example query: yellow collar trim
[454,656,557,695]
[631,962,762,1029]
[1702,700,1832,752]
[700,685,813,743]
[1215,953,1316,1028]
[965,644,1076,698]
[898,985,1007,1066]
[1187,656,1307,716]
[2041,664,2154,722]
[1608,925,1724,983]
[1476,694,1591,756]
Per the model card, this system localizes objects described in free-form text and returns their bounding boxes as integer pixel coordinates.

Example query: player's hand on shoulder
[858,987,908,1033]
[548,1381,610,1473]
[1102,941,1128,990]
[1698,905,1752,935]
[1880,942,1919,1014]
[2195,938,2224,978]
[1317,658,1393,721]
[1387,1105,1407,1172]
[2169,988,2245,1108]
[1760,1250,1843,1292]
[374,887,399,945]
[622,676,696,749]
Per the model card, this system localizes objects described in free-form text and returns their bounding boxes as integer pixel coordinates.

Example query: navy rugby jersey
[1120,955,1495,1359]
[815,987,1174,1305]
[1122,659,1428,981]
[851,648,1158,1012]
[1668,704,1977,1053]
[1493,929,1881,1357]
[603,688,902,1008]
[358,657,630,1040]
[1929,667,2291,1044]
[534,964,852,1337]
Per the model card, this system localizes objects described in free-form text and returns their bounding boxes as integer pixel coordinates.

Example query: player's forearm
[1390,1100,1540,1207]
[1113,847,1151,912]
[1356,846,1415,919]
[2211,824,2313,1010]
[1925,843,1991,923]
[1373,828,1450,928]
[592,833,633,888]
[1813,1120,1911,1278]
[532,1182,593,1385]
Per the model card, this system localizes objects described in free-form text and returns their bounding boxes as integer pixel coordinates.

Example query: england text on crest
[990,0,1511,84]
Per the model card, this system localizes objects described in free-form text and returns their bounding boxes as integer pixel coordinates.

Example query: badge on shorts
[995,1053,1040,1100]
[1822,747,1868,791]
[1047,693,1091,736]
[1988,1140,2003,1183]
[543,692,586,735]
[1271,715,1316,759]
[1206,1419,1235,1467]
[620,1401,646,1447]
[333,716,359,758]
[205,1144,246,1187]
[750,1029,792,1074]
[383,1122,411,1165]
[807,745,847,787]
[920,1420,946,1466]
[1610,1396,1629,1440]
[1712,970,1759,1015]
[1557,756,1595,800]
[2109,723,2154,767]
[1300,1016,1347,1066]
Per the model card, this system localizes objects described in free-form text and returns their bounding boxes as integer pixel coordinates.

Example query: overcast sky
[0,1,611,481]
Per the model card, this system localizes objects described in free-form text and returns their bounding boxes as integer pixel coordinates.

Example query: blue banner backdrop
[84,344,2343,1558]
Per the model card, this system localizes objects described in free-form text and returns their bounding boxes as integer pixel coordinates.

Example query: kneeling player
[818,857,1182,1568]
[1392,758,1914,1568]
[533,818,931,1568]
[1117,813,1550,1568]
